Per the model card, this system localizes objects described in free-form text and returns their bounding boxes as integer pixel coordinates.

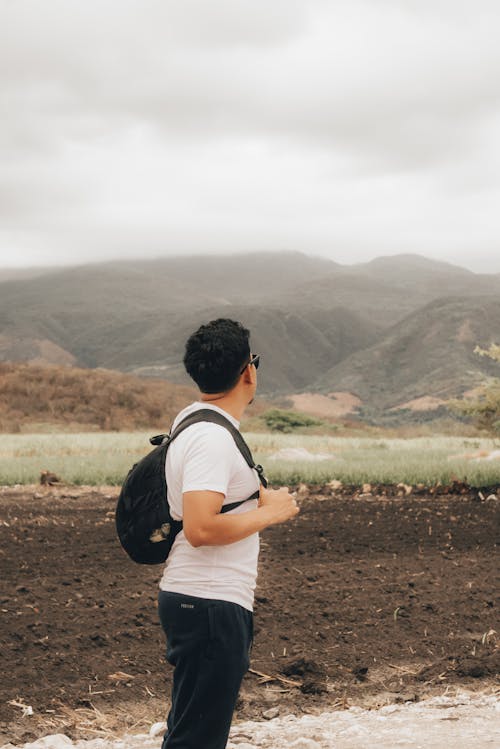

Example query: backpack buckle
[150,434,170,446]
[254,464,268,487]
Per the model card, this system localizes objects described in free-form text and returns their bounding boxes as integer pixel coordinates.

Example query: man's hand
[258,485,300,525]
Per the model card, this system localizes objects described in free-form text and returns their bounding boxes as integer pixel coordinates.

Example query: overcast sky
[1,0,500,272]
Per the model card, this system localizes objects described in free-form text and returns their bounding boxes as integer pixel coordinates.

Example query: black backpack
[115,408,267,565]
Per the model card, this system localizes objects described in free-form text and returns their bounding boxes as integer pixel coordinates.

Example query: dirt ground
[0,485,498,744]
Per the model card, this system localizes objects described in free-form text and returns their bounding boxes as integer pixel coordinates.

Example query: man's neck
[199,392,246,422]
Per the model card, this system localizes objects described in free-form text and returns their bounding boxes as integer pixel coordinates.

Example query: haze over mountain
[1,251,499,420]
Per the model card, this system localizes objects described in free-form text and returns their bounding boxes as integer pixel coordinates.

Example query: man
[158,318,299,749]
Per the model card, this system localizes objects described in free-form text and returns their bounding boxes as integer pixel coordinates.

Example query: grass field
[0,431,499,487]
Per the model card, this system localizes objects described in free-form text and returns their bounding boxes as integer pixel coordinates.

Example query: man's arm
[182,486,299,547]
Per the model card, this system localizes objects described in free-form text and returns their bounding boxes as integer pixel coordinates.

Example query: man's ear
[241,365,255,385]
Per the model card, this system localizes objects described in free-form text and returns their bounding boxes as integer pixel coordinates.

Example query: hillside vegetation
[0,363,274,433]
[0,363,197,432]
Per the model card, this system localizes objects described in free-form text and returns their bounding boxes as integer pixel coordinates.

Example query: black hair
[183,318,251,394]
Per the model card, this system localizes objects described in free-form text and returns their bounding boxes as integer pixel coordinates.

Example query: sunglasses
[240,353,260,374]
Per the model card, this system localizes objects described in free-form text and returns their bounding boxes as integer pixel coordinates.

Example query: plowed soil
[0,486,498,744]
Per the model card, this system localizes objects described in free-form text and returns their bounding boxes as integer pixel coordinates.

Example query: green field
[0,432,499,487]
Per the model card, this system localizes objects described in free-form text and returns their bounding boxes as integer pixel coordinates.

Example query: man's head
[184,318,254,395]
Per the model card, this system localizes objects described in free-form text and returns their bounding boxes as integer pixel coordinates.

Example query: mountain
[313,295,500,413]
[64,304,381,395]
[1,251,500,418]
[282,254,500,326]
[0,252,380,393]
[354,253,474,282]
[0,267,64,282]
[0,251,337,358]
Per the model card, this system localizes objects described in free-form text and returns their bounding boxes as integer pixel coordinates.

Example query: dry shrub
[0,363,196,431]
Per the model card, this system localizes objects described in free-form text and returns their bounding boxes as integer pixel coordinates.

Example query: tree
[262,409,323,433]
[474,343,500,363]
[448,344,500,433]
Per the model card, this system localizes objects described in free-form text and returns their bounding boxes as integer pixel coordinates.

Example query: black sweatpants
[158,591,253,749]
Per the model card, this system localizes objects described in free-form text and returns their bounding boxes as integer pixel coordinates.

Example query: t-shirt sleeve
[180,425,234,496]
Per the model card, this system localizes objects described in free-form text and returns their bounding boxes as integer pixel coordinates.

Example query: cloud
[1,0,500,269]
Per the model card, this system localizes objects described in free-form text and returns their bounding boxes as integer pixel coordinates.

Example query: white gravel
[3,692,499,749]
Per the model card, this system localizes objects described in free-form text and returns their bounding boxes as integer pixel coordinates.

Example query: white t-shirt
[159,401,260,611]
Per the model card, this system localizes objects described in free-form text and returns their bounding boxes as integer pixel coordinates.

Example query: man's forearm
[183,486,299,547]
[186,505,275,547]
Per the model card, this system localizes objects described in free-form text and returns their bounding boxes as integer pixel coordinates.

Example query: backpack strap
[150,408,267,514]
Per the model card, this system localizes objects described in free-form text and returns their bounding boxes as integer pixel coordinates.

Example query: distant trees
[262,408,323,433]
[448,344,500,433]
